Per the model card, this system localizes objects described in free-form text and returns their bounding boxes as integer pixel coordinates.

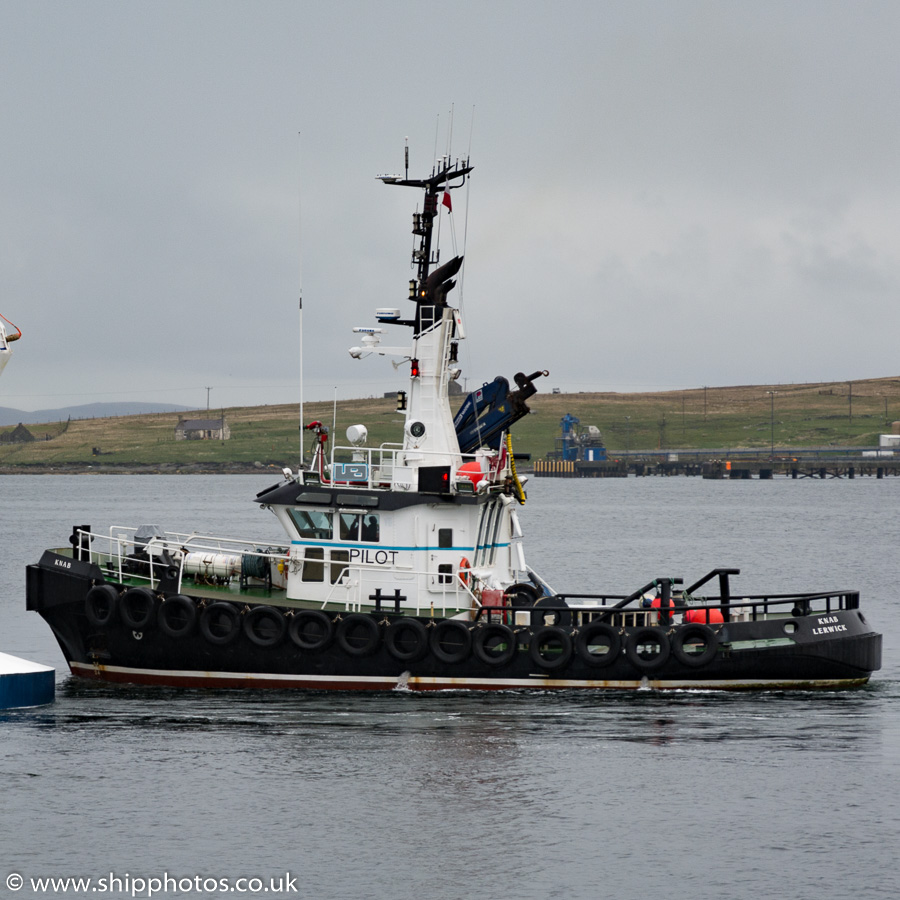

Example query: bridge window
[299,547,349,584]
[301,547,324,582]
[361,514,380,543]
[339,512,379,542]
[339,513,361,541]
[330,549,350,584]
[289,509,332,540]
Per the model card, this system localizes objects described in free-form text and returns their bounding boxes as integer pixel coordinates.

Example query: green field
[1,377,898,470]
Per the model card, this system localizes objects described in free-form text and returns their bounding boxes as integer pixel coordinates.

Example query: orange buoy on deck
[684,608,725,624]
[457,461,484,486]
[651,596,675,624]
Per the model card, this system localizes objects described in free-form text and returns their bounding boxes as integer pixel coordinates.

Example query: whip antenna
[298,132,305,466]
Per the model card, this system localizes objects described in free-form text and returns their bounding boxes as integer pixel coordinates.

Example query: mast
[378,157,473,335]
[343,156,474,466]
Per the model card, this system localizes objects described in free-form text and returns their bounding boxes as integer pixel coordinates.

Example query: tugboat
[26,155,881,691]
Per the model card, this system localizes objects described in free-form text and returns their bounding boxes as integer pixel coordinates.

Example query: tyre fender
[288,610,334,651]
[575,622,621,668]
[529,626,573,670]
[385,617,429,662]
[336,614,381,657]
[624,627,671,672]
[243,605,286,648]
[429,620,472,664]
[120,587,157,631]
[199,601,241,646]
[157,594,198,638]
[473,623,517,667]
[671,624,718,668]
[85,584,119,628]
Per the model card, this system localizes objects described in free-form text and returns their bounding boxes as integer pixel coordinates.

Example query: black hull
[27,553,882,692]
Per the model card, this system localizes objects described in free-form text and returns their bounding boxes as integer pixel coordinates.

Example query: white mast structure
[349,157,473,472]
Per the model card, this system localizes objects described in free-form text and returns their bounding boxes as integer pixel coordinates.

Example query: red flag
[442,191,452,212]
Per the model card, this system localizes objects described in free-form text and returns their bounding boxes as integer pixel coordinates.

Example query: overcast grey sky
[1,1,898,411]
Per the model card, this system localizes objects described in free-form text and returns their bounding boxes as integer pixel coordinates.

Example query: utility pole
[767,390,777,459]
[205,386,212,411]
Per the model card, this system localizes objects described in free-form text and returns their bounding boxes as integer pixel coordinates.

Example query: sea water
[2,475,898,900]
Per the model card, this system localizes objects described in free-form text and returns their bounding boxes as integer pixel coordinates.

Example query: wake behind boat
[26,153,881,691]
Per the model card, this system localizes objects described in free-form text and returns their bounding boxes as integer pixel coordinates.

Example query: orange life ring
[458,557,471,587]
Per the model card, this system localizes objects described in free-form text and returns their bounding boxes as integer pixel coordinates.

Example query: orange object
[651,596,675,624]
[458,557,471,586]
[684,608,725,624]
[457,461,483,486]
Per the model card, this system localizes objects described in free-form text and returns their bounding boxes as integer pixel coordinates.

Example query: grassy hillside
[520,378,900,457]
[1,377,898,469]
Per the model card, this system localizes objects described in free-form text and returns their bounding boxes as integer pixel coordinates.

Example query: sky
[1,0,898,412]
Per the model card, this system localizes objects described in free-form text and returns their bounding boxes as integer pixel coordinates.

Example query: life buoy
[200,602,241,646]
[429,620,472,664]
[529,626,573,670]
[157,594,197,638]
[575,622,621,668]
[385,617,429,662]
[288,610,334,651]
[458,557,471,587]
[120,587,157,631]
[473,623,516,666]
[85,584,119,628]
[243,606,286,648]
[671,624,718,667]
[336,614,381,657]
[624,627,671,672]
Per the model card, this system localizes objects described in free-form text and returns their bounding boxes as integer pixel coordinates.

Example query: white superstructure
[254,157,548,617]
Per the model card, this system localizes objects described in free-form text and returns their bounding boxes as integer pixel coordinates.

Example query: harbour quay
[532,449,900,479]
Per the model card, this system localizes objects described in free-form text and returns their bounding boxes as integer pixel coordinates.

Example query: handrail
[326,441,510,492]
[476,588,860,625]
[684,567,741,596]
[74,525,289,592]
[553,588,855,607]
